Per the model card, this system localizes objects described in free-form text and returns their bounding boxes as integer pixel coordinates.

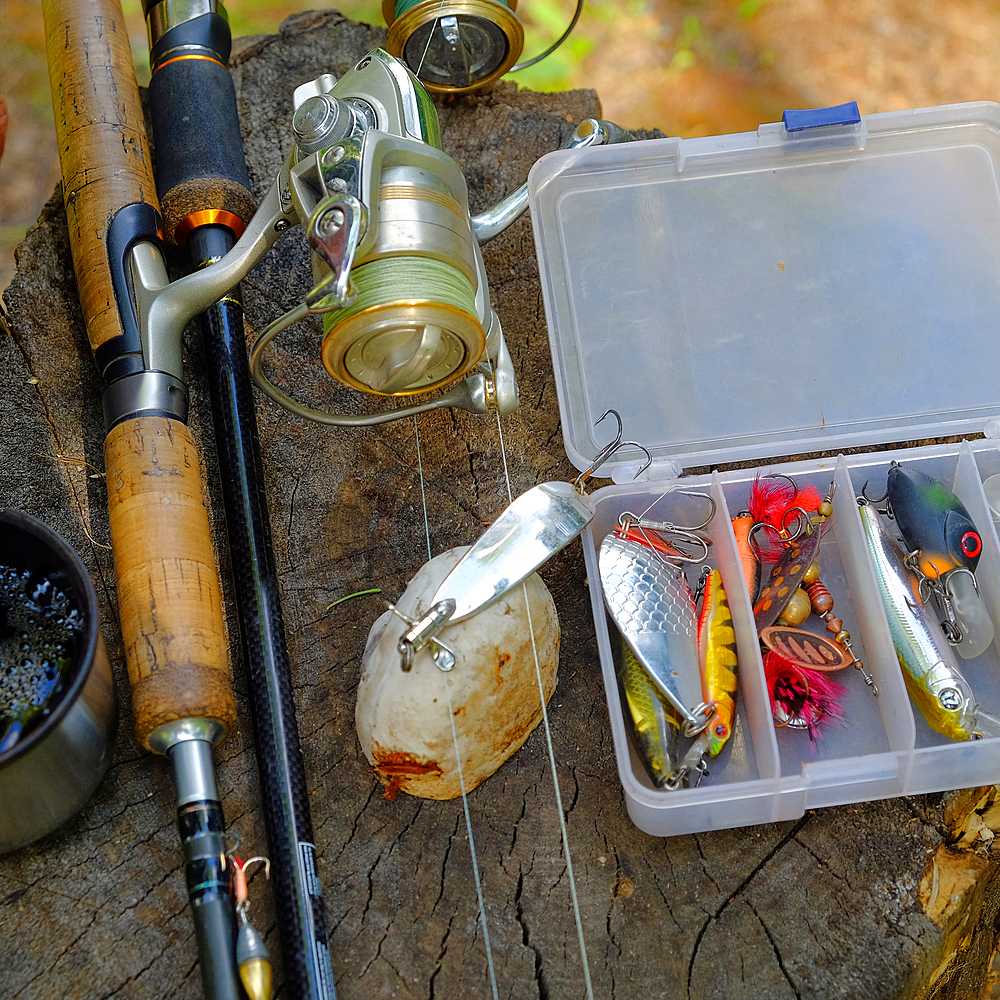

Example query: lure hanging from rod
[232,856,273,1000]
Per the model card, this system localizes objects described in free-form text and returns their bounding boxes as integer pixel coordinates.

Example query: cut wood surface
[1,11,999,1000]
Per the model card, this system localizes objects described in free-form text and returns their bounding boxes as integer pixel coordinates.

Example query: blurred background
[4,0,1000,292]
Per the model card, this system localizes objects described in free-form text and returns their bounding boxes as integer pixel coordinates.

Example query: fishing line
[414,415,433,564]
[413,413,500,999]
[414,0,449,81]
[496,411,596,1000]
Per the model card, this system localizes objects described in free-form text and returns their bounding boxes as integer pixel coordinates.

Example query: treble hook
[572,409,652,488]
[860,480,890,507]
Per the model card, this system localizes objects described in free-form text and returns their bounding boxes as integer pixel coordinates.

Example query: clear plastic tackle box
[527,100,1000,837]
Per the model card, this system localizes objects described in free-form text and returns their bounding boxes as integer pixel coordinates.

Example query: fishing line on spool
[414,413,500,1000]
[495,411,596,1000]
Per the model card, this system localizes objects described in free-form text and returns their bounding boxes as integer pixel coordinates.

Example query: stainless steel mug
[0,509,117,852]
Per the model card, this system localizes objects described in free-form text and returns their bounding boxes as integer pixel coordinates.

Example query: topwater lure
[882,463,994,659]
[858,499,1000,740]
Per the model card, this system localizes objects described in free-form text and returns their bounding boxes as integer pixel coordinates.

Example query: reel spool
[321,162,486,396]
[382,0,523,93]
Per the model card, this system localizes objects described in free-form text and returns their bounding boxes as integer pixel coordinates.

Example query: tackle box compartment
[527,100,1000,837]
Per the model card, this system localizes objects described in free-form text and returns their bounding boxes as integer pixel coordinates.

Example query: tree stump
[1,11,999,999]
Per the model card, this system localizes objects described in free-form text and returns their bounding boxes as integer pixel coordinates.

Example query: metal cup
[0,510,117,853]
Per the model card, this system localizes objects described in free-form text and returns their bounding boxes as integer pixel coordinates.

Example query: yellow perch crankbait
[859,500,1000,741]
[616,641,682,788]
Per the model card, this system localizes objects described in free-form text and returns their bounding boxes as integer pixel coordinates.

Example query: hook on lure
[572,409,652,491]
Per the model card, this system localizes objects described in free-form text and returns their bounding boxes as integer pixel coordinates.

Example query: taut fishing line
[414,414,500,1000]
[495,411,596,1000]
[414,0,449,82]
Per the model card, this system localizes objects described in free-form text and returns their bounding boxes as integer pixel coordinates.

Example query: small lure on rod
[232,855,273,1000]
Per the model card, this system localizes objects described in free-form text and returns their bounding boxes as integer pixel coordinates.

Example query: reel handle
[42,0,237,747]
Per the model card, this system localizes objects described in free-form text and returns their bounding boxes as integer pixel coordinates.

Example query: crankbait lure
[887,463,983,578]
[615,641,682,788]
[668,568,740,787]
[883,462,993,659]
[858,500,1000,741]
[696,568,738,759]
[0,566,82,753]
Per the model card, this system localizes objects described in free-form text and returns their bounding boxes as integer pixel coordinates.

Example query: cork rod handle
[42,0,237,749]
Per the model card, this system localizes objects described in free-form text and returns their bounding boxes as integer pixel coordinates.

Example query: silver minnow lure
[858,501,985,741]
[600,533,707,734]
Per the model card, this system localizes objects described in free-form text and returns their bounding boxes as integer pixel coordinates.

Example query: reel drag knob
[292,94,365,154]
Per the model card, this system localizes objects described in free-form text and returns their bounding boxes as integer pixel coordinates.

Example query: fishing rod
[40,1,242,997]
[141,1,337,996]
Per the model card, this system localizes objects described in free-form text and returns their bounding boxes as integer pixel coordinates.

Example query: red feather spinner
[749,474,823,561]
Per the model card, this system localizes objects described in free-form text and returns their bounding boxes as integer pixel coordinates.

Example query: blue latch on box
[783,101,861,132]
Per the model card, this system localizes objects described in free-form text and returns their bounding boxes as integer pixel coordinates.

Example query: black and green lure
[886,463,982,579]
[885,463,993,659]
[0,566,82,753]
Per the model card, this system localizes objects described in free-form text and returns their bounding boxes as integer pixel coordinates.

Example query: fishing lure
[615,640,683,788]
[696,568,738,759]
[732,511,759,603]
[887,463,982,578]
[858,499,1000,741]
[668,568,740,786]
[882,462,994,659]
[763,649,845,735]
[233,856,273,1000]
[616,565,738,789]
[600,532,710,734]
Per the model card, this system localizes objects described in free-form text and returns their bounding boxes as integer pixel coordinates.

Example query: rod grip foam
[105,416,236,749]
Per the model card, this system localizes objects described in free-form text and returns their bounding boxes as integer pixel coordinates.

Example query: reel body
[127,48,632,427]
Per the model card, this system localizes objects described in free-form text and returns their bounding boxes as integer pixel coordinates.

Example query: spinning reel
[129,49,632,428]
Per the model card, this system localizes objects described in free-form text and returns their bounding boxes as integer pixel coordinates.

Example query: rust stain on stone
[371,742,443,799]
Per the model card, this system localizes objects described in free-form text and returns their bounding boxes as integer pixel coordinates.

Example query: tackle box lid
[527,101,1000,480]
